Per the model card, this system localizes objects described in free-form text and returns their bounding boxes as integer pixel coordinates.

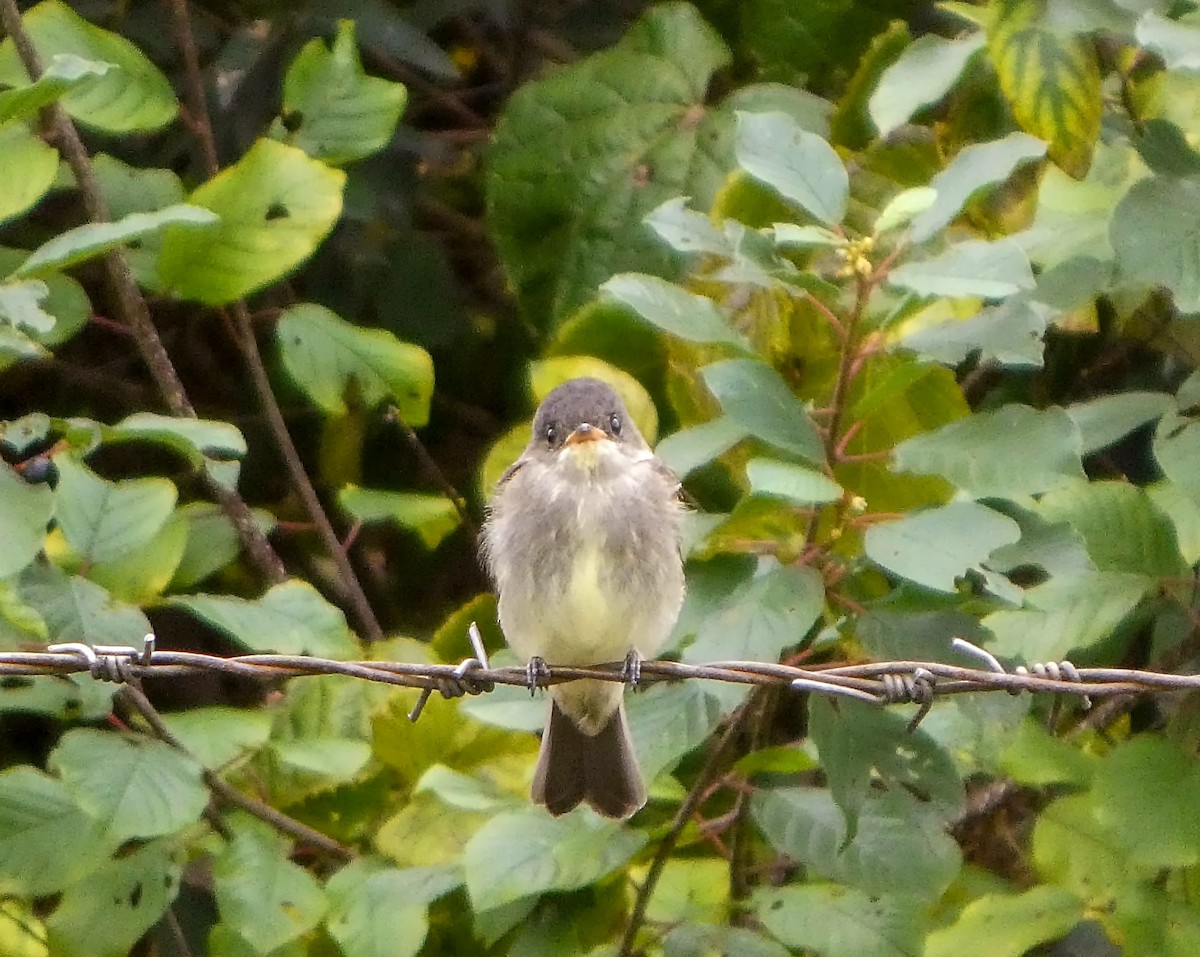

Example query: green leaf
[326,859,460,957]
[53,455,176,564]
[46,840,182,957]
[270,738,371,781]
[643,857,728,927]
[809,696,963,841]
[888,238,1035,299]
[487,3,734,325]
[276,303,434,425]
[755,884,923,957]
[1092,736,1200,867]
[161,706,271,769]
[746,457,843,505]
[20,563,151,647]
[687,563,824,662]
[0,767,106,896]
[663,925,790,957]
[900,298,1050,368]
[1112,174,1200,311]
[1066,391,1172,453]
[0,53,109,124]
[273,20,406,165]
[338,486,460,549]
[0,278,55,335]
[0,461,52,578]
[0,121,58,227]
[987,0,1102,176]
[752,787,961,901]
[1001,719,1095,788]
[1155,410,1200,508]
[170,579,358,658]
[1136,12,1200,71]
[105,412,247,475]
[1113,884,1200,957]
[700,359,824,464]
[924,886,1083,957]
[627,682,724,783]
[868,32,985,137]
[214,816,328,954]
[644,197,731,256]
[873,187,938,235]
[0,247,89,346]
[910,133,1048,242]
[10,204,217,280]
[654,417,748,478]
[601,274,747,348]
[157,139,345,305]
[983,570,1152,661]
[463,807,645,912]
[49,729,206,846]
[1032,794,1131,897]
[866,501,1021,593]
[0,0,177,133]
[735,111,848,225]
[894,405,1085,498]
[773,222,844,248]
[1036,480,1187,576]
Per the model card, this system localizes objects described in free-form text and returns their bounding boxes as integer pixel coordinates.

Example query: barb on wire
[5,635,1198,724]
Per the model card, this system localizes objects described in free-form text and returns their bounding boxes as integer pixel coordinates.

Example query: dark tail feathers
[531,700,646,819]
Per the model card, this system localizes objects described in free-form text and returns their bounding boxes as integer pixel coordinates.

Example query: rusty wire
[10,633,1198,728]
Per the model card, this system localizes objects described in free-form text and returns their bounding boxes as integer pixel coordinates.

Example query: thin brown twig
[618,698,756,957]
[164,0,219,173]
[386,405,479,538]
[119,683,354,861]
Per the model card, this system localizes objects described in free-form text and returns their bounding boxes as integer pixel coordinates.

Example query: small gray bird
[482,378,686,818]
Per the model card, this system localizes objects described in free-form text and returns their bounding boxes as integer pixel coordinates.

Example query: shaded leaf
[865,501,1021,593]
[161,706,272,770]
[868,32,985,137]
[755,884,923,957]
[276,303,433,425]
[746,458,843,505]
[601,274,747,348]
[655,417,748,478]
[627,682,724,783]
[735,111,849,225]
[1067,391,1172,453]
[1112,174,1200,311]
[644,197,731,256]
[701,359,824,463]
[900,298,1050,368]
[326,859,460,957]
[0,461,52,578]
[894,405,1085,497]
[170,580,358,658]
[463,807,645,912]
[910,132,1047,242]
[925,886,1084,957]
[888,238,1035,299]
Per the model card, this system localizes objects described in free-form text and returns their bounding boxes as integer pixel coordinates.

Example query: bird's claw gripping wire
[880,667,937,731]
[408,622,495,722]
[526,656,550,697]
[621,649,642,690]
[47,634,155,683]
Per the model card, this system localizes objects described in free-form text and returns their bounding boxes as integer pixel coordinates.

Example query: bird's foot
[621,649,643,690]
[527,656,550,697]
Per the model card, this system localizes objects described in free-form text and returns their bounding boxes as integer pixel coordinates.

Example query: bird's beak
[564,424,611,447]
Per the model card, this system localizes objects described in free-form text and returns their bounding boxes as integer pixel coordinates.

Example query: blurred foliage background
[4,0,1200,955]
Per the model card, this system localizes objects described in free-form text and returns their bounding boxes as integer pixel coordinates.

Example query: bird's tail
[531,699,646,819]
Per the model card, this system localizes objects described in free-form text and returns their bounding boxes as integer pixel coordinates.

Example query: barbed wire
[10,631,1198,731]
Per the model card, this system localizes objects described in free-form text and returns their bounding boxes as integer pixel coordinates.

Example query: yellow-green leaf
[987,0,1101,177]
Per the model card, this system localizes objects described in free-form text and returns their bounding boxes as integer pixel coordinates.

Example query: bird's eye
[545,424,558,446]
[609,414,621,436]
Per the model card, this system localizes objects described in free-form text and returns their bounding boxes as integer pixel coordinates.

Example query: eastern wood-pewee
[482,377,685,818]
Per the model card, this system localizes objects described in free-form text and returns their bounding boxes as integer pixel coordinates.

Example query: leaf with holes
[157,140,345,304]
[274,20,407,165]
[755,884,924,957]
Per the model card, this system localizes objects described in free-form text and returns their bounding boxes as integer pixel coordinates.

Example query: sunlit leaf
[755,883,923,957]
[888,238,1035,299]
[868,32,985,137]
[338,486,460,550]
[0,53,109,124]
[925,886,1083,957]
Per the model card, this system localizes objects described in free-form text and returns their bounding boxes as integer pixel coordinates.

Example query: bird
[481,377,686,818]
